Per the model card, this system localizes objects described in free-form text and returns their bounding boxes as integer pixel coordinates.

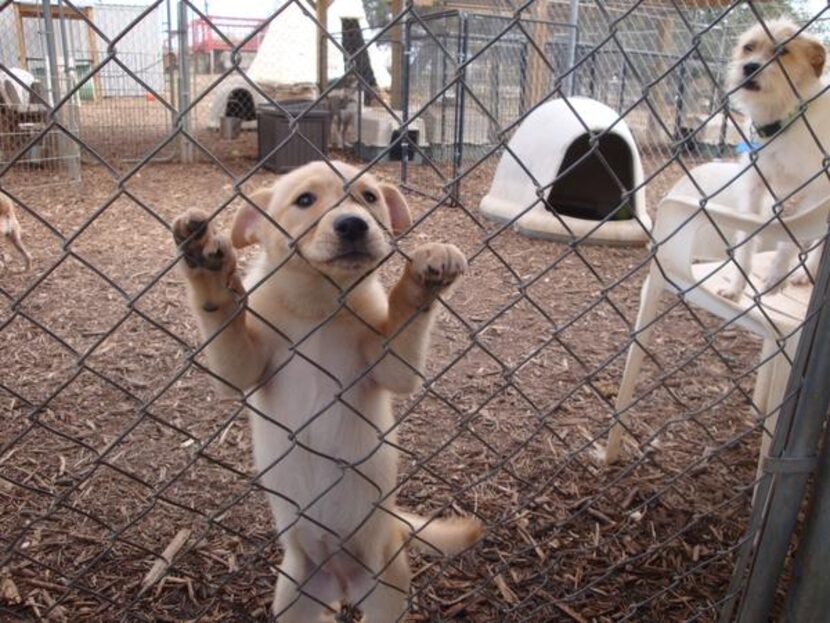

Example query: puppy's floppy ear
[231,186,273,248]
[380,183,412,236]
[806,35,827,77]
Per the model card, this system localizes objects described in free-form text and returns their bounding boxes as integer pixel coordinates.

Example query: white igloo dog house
[480,97,650,245]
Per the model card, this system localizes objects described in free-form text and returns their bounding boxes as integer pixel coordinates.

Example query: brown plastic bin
[257,100,330,173]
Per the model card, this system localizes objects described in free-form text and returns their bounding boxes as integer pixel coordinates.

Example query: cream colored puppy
[0,192,32,272]
[172,161,481,622]
[719,19,829,298]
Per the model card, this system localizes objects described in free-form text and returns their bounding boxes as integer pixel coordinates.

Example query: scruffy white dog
[719,19,829,299]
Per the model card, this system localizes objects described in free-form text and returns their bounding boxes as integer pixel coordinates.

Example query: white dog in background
[719,19,830,299]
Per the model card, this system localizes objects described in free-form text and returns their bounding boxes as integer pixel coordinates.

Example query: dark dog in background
[327,75,360,150]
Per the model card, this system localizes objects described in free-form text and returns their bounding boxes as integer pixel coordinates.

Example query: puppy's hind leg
[358,549,411,623]
[272,544,336,623]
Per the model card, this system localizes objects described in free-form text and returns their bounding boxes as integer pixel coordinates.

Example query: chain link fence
[2,0,830,621]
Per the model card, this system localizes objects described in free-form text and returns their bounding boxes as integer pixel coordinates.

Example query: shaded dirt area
[0,141,773,622]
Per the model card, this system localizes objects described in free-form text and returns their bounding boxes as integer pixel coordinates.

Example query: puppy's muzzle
[334,215,369,243]
[743,62,761,78]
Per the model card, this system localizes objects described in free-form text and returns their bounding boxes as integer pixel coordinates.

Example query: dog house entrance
[390,129,419,161]
[547,133,635,221]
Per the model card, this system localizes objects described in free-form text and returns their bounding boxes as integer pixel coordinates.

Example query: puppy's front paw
[173,209,234,271]
[173,210,242,302]
[409,243,467,292]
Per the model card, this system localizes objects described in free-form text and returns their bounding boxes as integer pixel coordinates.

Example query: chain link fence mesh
[1,0,829,621]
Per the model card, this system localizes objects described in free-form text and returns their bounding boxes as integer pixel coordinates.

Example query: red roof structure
[190,16,266,54]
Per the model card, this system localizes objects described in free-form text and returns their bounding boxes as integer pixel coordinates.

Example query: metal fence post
[451,12,468,205]
[783,403,830,621]
[42,0,80,179]
[673,59,688,142]
[720,240,830,622]
[401,8,411,184]
[519,36,528,114]
[56,0,81,180]
[565,0,579,96]
[41,0,61,114]
[167,0,178,132]
[618,62,627,111]
[177,0,193,163]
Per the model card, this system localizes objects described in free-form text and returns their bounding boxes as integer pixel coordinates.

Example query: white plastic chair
[602,161,827,472]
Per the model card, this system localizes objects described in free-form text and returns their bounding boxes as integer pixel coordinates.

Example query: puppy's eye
[362,191,378,204]
[780,47,790,56]
[295,192,316,208]
[743,43,755,53]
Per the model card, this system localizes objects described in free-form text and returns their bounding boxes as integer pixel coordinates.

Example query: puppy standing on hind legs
[718,19,830,300]
[172,161,482,622]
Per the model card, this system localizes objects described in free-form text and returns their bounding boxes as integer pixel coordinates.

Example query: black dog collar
[754,120,782,139]
[753,107,802,140]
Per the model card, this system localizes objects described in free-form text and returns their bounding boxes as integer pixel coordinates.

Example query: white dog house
[207,0,392,130]
[480,97,650,245]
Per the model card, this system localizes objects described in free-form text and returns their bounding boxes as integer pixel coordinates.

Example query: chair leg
[751,339,776,421]
[601,272,664,465]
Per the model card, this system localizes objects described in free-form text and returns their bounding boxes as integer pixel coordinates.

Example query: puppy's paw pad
[410,243,467,289]
[173,209,210,244]
[172,210,234,272]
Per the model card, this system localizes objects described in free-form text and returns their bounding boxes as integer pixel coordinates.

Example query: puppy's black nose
[334,215,368,242]
[743,62,761,77]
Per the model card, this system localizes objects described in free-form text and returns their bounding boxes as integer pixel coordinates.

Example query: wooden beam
[390,0,403,109]
[316,0,328,93]
[84,7,103,102]
[14,3,27,69]
[16,2,88,19]
[525,0,548,107]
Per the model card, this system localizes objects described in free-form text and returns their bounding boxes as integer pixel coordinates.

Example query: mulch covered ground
[0,130,770,622]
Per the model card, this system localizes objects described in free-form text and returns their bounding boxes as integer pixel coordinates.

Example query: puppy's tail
[396,510,483,556]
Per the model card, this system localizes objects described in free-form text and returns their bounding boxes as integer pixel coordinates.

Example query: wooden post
[390,0,403,109]
[647,14,674,141]
[14,3,27,69]
[525,0,548,107]
[84,8,103,102]
[317,0,329,94]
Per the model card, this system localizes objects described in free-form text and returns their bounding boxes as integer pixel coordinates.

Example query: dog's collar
[753,107,802,140]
